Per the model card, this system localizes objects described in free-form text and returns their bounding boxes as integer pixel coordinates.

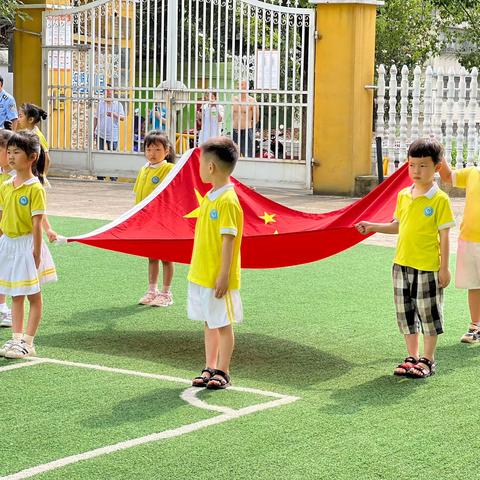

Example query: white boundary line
[0,358,47,374]
[0,358,300,480]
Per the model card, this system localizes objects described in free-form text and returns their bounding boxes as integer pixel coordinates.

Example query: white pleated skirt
[0,233,57,296]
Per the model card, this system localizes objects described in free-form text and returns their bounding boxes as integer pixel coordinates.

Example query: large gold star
[184,189,205,218]
[259,212,276,224]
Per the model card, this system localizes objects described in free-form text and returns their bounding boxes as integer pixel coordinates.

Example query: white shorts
[456,239,480,289]
[188,282,243,329]
[0,233,57,296]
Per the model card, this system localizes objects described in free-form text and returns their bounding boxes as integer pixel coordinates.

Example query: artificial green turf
[1,215,479,479]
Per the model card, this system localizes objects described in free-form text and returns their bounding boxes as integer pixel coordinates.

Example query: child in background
[0,131,57,358]
[356,138,455,378]
[439,159,480,343]
[189,137,243,389]
[17,103,51,177]
[134,130,176,307]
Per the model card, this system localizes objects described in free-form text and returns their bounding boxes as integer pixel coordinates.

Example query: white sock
[12,332,22,341]
[0,303,9,313]
[148,284,158,293]
[23,334,34,346]
[162,286,171,294]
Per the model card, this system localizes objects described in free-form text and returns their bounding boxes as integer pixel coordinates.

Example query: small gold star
[259,212,276,224]
[184,189,205,218]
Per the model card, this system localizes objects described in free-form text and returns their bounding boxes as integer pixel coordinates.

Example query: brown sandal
[394,356,418,376]
[206,369,231,390]
[407,357,436,378]
[192,367,215,387]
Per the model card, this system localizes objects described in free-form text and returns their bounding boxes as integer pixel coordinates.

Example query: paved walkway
[47,178,466,252]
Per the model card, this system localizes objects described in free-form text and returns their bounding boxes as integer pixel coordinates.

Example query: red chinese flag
[69,148,410,268]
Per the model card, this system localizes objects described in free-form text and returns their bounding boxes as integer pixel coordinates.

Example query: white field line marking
[0,359,47,373]
[26,357,290,398]
[0,357,300,480]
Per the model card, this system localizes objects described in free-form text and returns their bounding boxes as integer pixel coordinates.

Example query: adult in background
[93,84,125,180]
[0,75,18,130]
[198,92,224,145]
[232,80,259,158]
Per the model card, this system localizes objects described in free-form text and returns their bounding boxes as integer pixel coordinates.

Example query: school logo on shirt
[210,209,219,220]
[19,196,29,206]
[151,176,160,184]
[424,206,434,217]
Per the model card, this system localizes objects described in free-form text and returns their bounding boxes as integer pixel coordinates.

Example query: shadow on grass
[39,329,353,388]
[436,341,480,372]
[82,387,190,428]
[320,374,422,415]
[322,342,480,415]
[66,305,149,326]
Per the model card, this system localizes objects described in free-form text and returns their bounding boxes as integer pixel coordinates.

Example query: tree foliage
[435,0,480,69]
[377,0,480,69]
[375,0,444,69]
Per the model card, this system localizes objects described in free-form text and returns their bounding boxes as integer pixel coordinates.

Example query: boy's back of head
[408,138,444,165]
[201,136,239,174]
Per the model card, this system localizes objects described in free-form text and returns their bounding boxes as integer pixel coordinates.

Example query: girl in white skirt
[0,130,57,358]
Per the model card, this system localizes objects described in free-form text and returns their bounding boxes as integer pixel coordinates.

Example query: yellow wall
[313,3,377,195]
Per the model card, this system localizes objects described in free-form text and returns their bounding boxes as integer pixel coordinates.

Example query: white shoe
[0,339,20,356]
[138,290,158,305]
[0,310,12,328]
[150,292,174,307]
[4,340,36,359]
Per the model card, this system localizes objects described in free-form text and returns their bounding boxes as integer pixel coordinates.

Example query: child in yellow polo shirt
[189,137,243,389]
[439,158,480,343]
[356,138,455,378]
[0,129,14,327]
[0,131,57,358]
[134,130,176,307]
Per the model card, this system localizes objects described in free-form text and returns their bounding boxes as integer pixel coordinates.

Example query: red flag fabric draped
[68,148,410,268]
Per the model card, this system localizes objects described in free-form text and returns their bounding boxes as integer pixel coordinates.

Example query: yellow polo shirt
[453,167,480,242]
[188,184,243,290]
[0,177,46,238]
[393,184,455,271]
[34,127,49,153]
[0,168,15,184]
[133,161,175,204]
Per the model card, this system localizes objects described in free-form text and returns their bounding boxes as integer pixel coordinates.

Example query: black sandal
[407,357,436,379]
[393,356,418,376]
[206,369,231,390]
[192,367,215,387]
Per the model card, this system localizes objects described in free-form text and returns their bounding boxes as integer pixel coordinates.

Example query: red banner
[69,148,410,268]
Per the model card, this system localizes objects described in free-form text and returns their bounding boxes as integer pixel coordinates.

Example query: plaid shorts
[392,264,444,336]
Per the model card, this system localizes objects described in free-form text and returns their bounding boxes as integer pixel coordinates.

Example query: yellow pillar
[13,0,69,107]
[311,0,382,195]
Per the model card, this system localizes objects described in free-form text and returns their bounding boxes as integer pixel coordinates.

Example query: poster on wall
[256,50,280,90]
[46,15,72,69]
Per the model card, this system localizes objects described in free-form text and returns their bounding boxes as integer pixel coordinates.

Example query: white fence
[373,64,480,174]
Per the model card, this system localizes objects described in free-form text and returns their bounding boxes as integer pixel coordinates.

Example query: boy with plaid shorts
[356,138,455,378]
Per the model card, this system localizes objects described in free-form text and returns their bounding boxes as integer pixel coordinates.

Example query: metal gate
[42,0,315,187]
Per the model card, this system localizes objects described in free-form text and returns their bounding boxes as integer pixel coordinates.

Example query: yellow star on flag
[259,212,276,224]
[184,189,205,218]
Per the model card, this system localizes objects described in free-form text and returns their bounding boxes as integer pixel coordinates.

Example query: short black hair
[7,130,46,184]
[0,75,3,85]
[0,129,14,148]
[407,138,444,165]
[20,103,48,124]
[200,136,239,172]
[143,130,175,163]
